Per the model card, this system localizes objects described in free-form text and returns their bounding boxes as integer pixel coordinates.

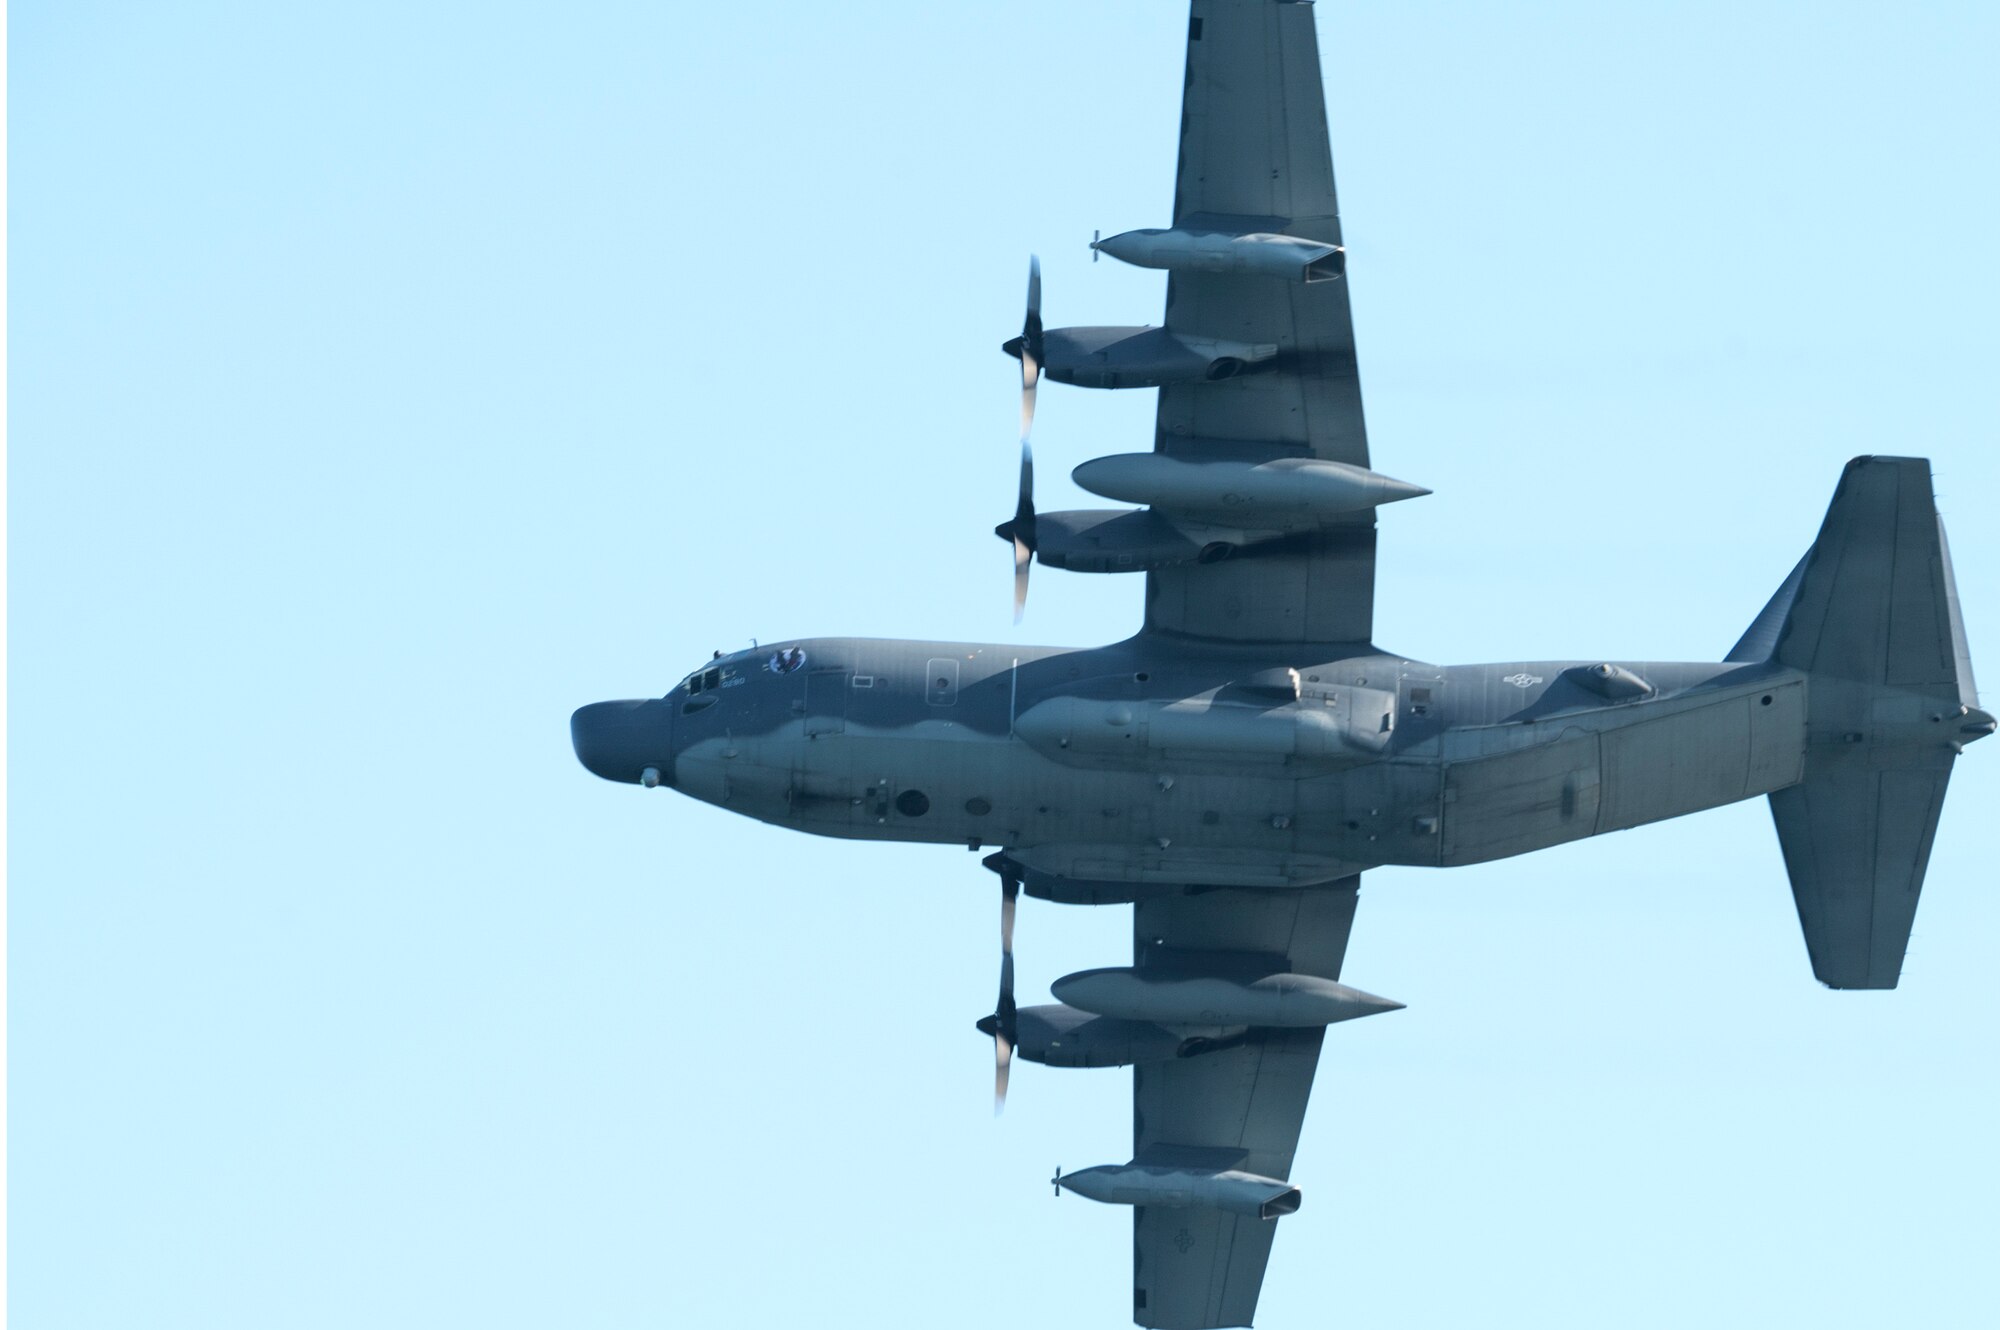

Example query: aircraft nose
[570,699,673,785]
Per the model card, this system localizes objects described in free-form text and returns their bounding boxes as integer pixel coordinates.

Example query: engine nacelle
[1002,325,1278,389]
[1056,1162,1302,1220]
[1005,842,1360,890]
[1031,509,1210,573]
[1093,227,1345,283]
[984,851,1178,904]
[1009,1003,1190,1067]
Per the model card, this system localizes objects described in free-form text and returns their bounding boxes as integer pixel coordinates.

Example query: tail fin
[1725,555,1806,664]
[1741,457,1990,989]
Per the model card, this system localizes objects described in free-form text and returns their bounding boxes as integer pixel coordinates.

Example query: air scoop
[1072,454,1428,530]
[1052,967,1403,1029]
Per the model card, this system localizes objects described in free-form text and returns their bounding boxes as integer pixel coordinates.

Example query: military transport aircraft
[571,2,1991,1326]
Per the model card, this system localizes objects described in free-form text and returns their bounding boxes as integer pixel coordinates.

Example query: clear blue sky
[13,3,1999,1326]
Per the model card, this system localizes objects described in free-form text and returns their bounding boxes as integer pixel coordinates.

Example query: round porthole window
[964,796,993,817]
[895,789,931,817]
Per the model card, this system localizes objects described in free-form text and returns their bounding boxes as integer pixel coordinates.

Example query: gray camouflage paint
[572,638,1808,882]
[565,2,1991,1324]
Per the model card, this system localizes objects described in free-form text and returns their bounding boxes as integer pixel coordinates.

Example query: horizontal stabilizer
[1758,456,1982,988]
[1771,766,1951,989]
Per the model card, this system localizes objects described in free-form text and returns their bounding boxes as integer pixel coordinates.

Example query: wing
[1147,0,1375,645]
[1130,879,1360,1330]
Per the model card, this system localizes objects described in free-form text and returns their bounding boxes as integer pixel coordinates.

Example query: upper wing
[1146,0,1376,645]
[1130,879,1360,1330]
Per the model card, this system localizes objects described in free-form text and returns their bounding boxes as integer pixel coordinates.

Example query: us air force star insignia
[1173,1227,1195,1254]
[1502,673,1543,688]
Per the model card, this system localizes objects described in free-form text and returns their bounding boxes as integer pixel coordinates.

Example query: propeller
[995,257,1042,621]
[998,443,1036,621]
[1018,254,1043,441]
[973,868,1021,1112]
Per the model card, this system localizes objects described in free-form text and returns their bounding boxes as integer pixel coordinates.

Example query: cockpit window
[680,664,733,697]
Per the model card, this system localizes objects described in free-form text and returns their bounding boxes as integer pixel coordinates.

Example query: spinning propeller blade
[1010,442,1035,622]
[997,258,1044,621]
[973,869,1023,1113]
[1019,255,1042,443]
[994,870,1019,1111]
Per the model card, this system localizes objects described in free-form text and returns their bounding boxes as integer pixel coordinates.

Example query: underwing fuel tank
[1055,1163,1302,1219]
[1013,689,1396,767]
[1072,454,1428,528]
[1092,227,1345,283]
[1052,968,1404,1028]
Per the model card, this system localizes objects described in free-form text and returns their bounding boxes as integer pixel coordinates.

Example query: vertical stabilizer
[1770,458,1970,692]
[1751,457,1990,988]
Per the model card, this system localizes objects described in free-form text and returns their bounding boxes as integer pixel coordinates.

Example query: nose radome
[570,699,670,785]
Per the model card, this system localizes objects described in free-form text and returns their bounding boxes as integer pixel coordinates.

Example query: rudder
[1769,457,1973,694]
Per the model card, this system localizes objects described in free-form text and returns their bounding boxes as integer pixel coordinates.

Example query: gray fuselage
[572,637,1807,889]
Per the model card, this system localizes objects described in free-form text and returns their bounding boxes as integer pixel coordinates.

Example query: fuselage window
[703,667,721,691]
[925,657,960,706]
